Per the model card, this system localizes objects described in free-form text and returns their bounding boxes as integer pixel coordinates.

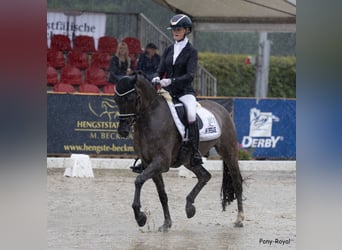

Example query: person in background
[136,43,160,80]
[108,42,132,84]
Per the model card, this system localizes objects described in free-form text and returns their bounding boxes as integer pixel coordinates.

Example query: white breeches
[179,94,197,123]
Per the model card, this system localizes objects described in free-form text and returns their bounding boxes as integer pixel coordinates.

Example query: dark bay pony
[114,72,244,231]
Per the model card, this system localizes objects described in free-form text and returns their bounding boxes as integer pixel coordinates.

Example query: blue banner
[47,93,135,156]
[47,93,234,156]
[233,98,296,159]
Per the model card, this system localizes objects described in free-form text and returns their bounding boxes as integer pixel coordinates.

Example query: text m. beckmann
[259,238,291,246]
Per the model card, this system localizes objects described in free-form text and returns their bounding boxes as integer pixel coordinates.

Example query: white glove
[151,76,160,83]
[160,78,172,87]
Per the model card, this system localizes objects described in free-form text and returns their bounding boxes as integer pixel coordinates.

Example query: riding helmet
[167,14,192,33]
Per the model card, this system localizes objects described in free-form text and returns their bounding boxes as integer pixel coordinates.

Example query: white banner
[47,11,106,49]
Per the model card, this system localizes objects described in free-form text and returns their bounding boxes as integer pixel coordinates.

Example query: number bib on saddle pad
[158,89,221,142]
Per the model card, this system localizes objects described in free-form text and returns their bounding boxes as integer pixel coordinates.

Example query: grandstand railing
[138,13,172,55]
[194,64,217,96]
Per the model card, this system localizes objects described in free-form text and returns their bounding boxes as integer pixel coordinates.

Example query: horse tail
[221,160,243,211]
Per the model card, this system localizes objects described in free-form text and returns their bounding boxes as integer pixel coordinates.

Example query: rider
[152,14,203,167]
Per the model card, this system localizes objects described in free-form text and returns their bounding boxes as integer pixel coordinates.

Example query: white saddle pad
[165,100,221,142]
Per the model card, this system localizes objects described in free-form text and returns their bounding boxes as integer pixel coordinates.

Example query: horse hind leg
[152,174,172,232]
[224,160,244,227]
[216,145,245,227]
[184,164,211,219]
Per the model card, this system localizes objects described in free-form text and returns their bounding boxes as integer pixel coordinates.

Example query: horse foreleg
[184,164,211,218]
[152,174,172,232]
[132,173,148,227]
[132,160,162,227]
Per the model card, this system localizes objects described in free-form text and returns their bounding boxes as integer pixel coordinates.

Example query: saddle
[173,99,203,130]
[158,89,221,142]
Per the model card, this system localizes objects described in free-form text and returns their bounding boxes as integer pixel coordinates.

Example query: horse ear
[131,73,138,85]
[135,70,149,82]
[116,75,137,93]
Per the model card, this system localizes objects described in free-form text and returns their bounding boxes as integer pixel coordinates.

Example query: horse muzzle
[118,120,131,138]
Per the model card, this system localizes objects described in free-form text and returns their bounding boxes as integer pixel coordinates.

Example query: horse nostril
[122,131,129,138]
[118,121,130,138]
[118,129,129,138]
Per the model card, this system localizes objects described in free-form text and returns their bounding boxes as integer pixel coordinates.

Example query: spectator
[136,43,160,80]
[108,42,132,83]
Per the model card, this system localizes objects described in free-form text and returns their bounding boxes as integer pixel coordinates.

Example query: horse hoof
[186,204,196,218]
[158,224,171,232]
[234,220,244,228]
[137,212,147,227]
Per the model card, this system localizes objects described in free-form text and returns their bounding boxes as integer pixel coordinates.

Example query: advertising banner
[47,11,106,48]
[47,93,135,156]
[233,98,296,159]
[199,97,234,113]
[49,93,296,159]
[47,94,233,157]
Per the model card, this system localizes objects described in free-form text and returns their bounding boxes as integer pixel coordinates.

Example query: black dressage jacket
[157,41,198,98]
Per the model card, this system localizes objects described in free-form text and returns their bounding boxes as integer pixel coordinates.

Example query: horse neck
[134,95,170,138]
[137,81,159,112]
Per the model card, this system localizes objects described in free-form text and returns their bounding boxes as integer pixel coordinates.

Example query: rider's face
[172,27,187,41]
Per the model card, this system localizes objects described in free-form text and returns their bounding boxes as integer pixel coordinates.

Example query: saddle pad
[159,90,221,142]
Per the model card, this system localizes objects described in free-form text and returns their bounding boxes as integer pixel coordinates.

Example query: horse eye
[114,98,122,104]
[127,95,135,101]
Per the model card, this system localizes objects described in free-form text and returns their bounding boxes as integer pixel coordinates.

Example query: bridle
[114,76,160,125]
[114,87,137,122]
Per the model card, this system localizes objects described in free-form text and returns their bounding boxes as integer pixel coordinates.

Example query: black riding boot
[188,121,203,166]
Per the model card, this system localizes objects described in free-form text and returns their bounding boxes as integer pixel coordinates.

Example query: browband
[114,87,136,97]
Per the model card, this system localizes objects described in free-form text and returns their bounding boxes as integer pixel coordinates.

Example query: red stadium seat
[122,37,143,55]
[73,35,96,53]
[103,84,115,94]
[47,66,58,85]
[53,83,75,93]
[60,65,83,85]
[50,34,72,52]
[90,51,111,70]
[98,36,118,55]
[79,83,100,93]
[67,49,89,69]
[47,49,65,69]
[86,67,108,86]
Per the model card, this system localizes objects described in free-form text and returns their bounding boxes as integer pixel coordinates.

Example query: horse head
[114,71,157,137]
